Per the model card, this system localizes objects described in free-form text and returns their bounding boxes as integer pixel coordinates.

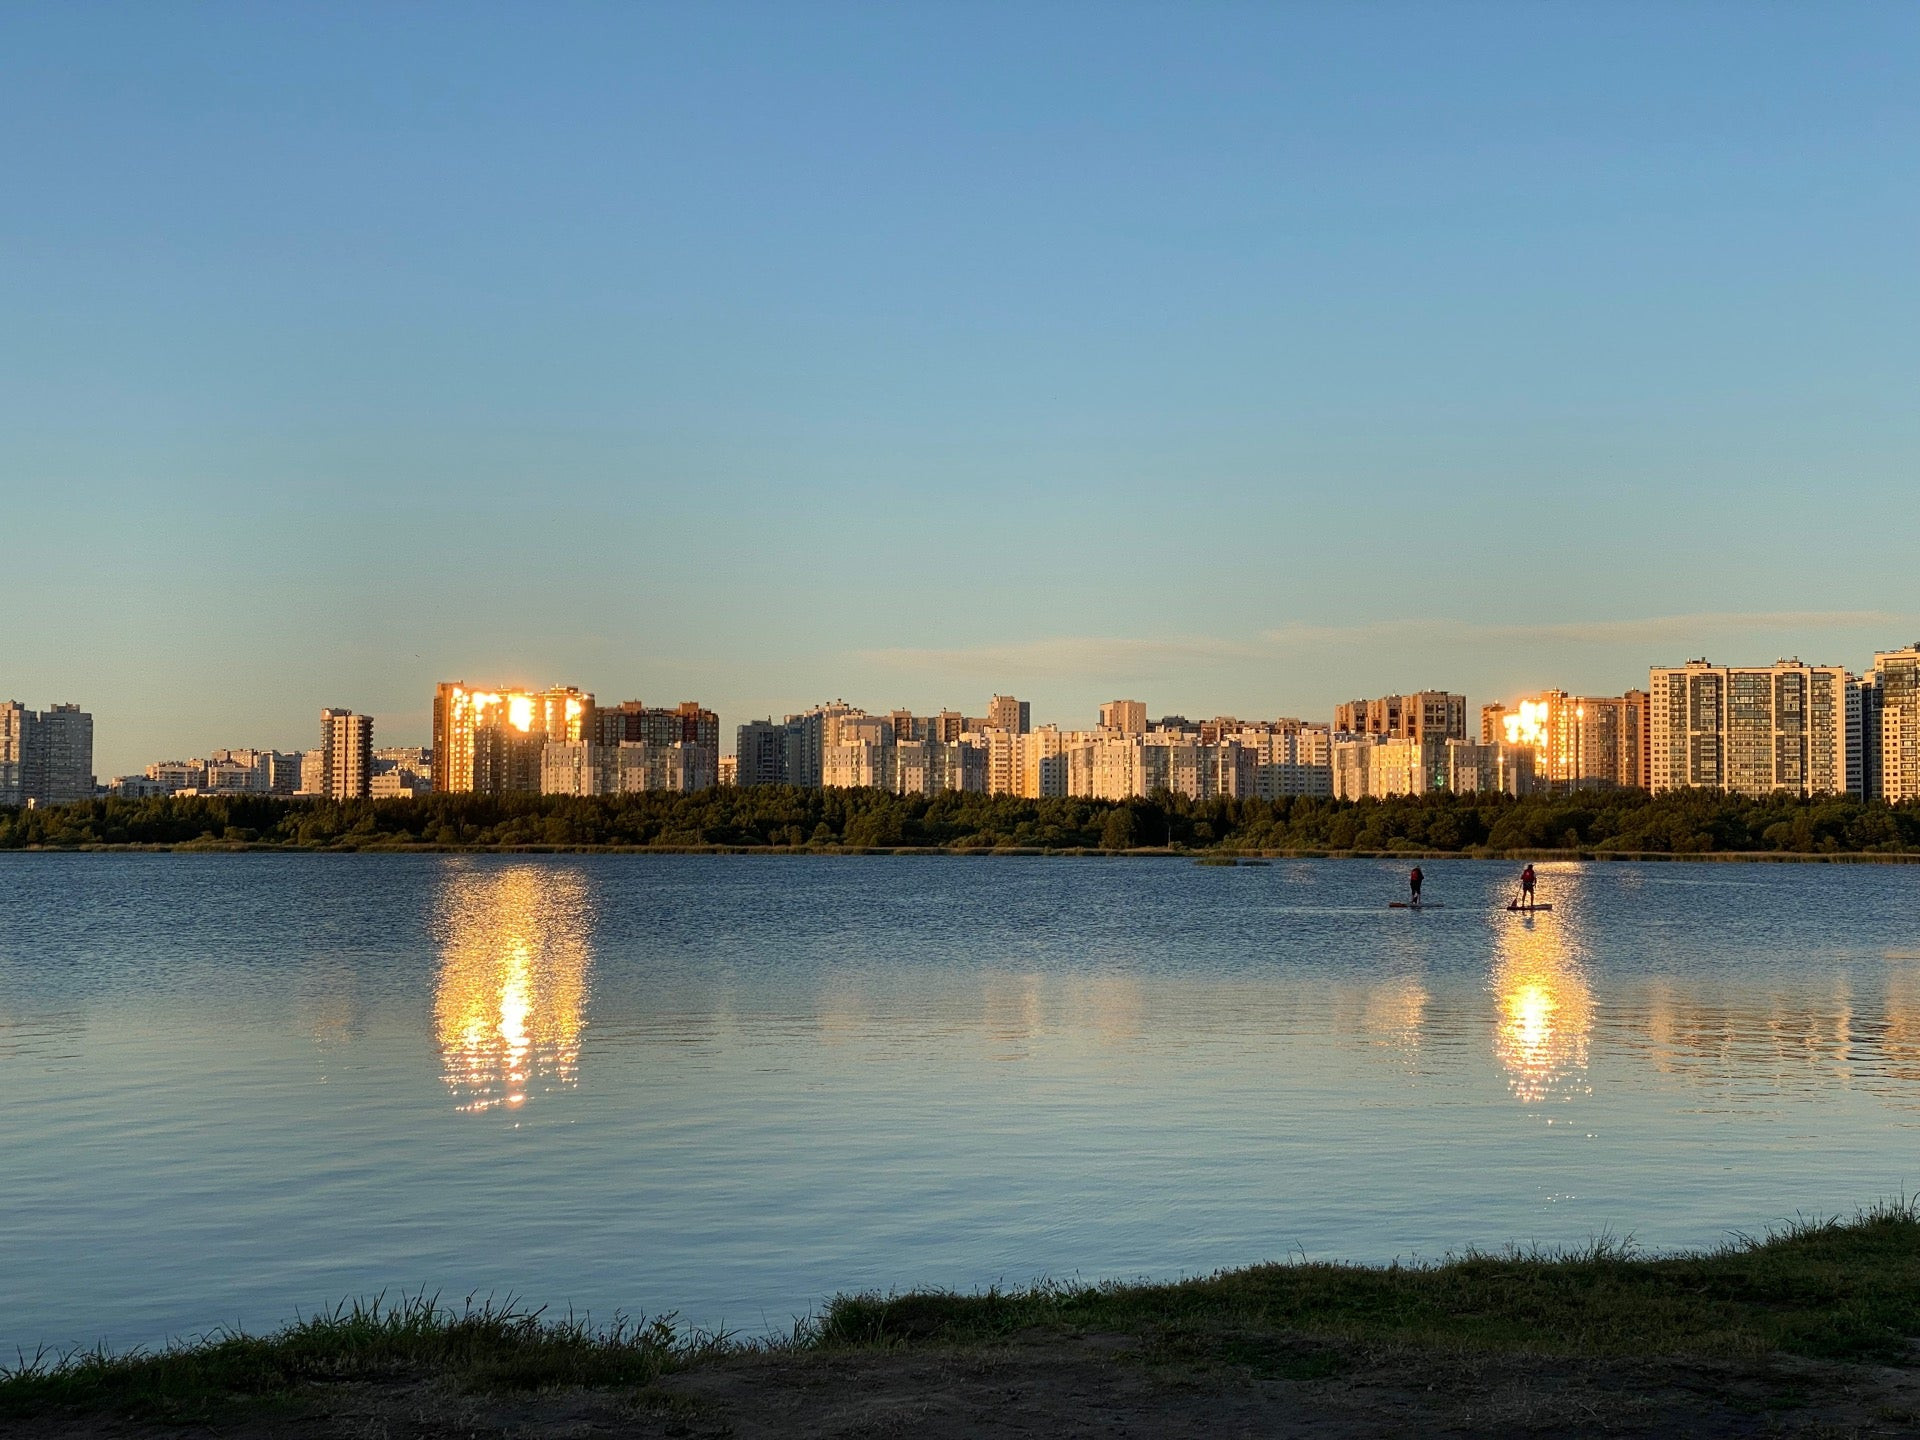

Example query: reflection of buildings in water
[981,973,1044,1060]
[296,962,366,1052]
[1361,977,1430,1059]
[434,865,594,1112]
[1851,964,1920,1104]
[1637,982,1853,1099]
[1879,967,1920,1088]
[1491,914,1592,1105]
[1059,975,1145,1046]
[971,973,1143,1060]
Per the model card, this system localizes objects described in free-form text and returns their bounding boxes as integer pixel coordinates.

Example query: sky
[3,3,1917,774]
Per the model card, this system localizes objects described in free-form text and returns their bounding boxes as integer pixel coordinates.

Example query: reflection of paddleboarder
[1520,864,1536,907]
[1409,866,1424,906]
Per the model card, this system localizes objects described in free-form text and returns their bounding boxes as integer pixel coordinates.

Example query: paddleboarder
[1409,865,1424,907]
[1520,863,1536,908]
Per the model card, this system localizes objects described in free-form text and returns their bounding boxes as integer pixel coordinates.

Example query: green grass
[0,1293,729,1422]
[817,1202,1920,1365]
[6,1206,1918,1420]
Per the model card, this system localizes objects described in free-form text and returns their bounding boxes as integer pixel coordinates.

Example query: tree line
[3,787,1919,854]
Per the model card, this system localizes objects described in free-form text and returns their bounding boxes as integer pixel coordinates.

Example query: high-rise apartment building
[1864,643,1920,802]
[779,702,860,789]
[1446,740,1537,796]
[735,719,791,786]
[594,700,720,754]
[1648,659,1860,797]
[1099,700,1147,735]
[1488,690,1646,791]
[1333,735,1453,800]
[0,700,95,806]
[1334,692,1467,743]
[590,701,721,796]
[320,708,374,800]
[432,682,592,794]
[987,694,1031,734]
[0,702,25,806]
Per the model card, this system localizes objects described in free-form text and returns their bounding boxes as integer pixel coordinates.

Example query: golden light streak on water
[1491,899,1592,1106]
[434,865,594,1112]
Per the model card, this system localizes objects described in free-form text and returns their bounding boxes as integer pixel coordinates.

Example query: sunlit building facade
[1334,691,1467,743]
[987,694,1031,734]
[432,682,592,795]
[1,700,95,807]
[1864,643,1920,803]
[1486,690,1647,792]
[320,708,374,800]
[1648,659,1860,797]
[1445,739,1537,796]
[1333,735,1450,800]
[0,702,25,806]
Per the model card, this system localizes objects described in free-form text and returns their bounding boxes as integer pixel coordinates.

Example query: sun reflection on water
[434,865,595,1113]
[1491,901,1592,1106]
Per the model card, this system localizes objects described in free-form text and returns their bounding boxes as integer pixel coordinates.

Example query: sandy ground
[7,1332,1920,1438]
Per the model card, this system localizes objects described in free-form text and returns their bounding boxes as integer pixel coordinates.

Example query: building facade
[0,700,95,806]
[1648,659,1860,797]
[1864,643,1920,803]
[432,682,593,794]
[1334,692,1468,743]
[320,708,374,800]
[987,694,1031,734]
[1488,689,1647,792]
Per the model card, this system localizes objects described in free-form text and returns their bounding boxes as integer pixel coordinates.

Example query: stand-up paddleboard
[1507,902,1553,913]
[1389,901,1445,909]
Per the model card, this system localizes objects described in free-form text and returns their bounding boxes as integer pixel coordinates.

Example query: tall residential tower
[1648,659,1859,797]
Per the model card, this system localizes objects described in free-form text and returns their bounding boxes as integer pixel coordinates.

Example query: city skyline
[23,615,1917,778]
[29,628,1920,797]
[6,7,1919,778]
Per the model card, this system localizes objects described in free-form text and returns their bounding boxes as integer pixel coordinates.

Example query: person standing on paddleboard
[1409,866,1423,906]
[1520,863,1536,906]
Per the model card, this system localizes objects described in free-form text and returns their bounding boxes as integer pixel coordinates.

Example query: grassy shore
[7,1205,1916,1426]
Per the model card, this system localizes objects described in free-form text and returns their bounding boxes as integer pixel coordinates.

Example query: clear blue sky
[4,3,1917,772]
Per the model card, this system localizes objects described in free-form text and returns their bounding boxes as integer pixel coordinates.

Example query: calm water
[3,853,1919,1356]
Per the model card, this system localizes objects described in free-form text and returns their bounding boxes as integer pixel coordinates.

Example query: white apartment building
[320,708,374,800]
[1865,643,1920,803]
[3,701,95,806]
[1333,735,1452,800]
[0,702,26,806]
[1648,659,1860,797]
[1446,739,1537,796]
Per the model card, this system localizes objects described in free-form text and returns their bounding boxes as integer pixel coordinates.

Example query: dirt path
[7,1332,1920,1439]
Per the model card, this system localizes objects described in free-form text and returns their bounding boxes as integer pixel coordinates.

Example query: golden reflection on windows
[433,865,594,1113]
[1491,915,1592,1105]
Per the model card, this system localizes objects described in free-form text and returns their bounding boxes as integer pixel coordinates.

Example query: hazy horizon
[6,4,1917,774]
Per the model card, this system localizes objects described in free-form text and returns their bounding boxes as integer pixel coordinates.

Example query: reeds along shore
[3,788,1920,856]
[5,1204,1918,1421]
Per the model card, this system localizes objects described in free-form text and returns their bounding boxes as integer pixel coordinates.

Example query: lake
[3,853,1917,1357]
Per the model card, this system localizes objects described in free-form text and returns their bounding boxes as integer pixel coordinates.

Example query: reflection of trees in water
[1491,916,1593,1106]
[433,865,594,1112]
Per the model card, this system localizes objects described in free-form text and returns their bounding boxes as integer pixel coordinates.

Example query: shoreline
[5,1205,1916,1437]
[4,841,1919,861]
